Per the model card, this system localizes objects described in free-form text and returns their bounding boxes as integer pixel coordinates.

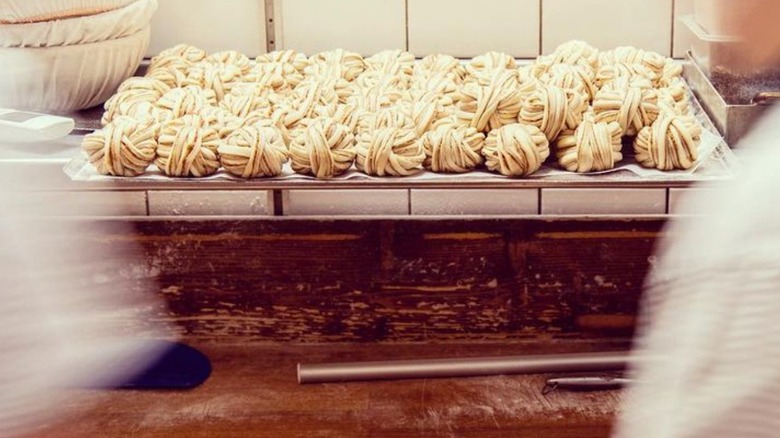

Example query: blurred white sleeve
[615,105,780,438]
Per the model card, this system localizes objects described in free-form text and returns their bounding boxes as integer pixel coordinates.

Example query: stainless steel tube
[298,352,632,384]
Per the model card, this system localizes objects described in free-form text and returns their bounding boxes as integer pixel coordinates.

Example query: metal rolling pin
[298,352,634,384]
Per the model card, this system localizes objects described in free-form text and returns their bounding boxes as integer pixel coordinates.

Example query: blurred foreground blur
[0,168,169,437]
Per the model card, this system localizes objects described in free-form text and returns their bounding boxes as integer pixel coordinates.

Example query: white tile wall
[275,0,406,56]
[284,189,408,216]
[147,0,267,56]
[542,188,667,215]
[408,0,540,57]
[673,0,695,58]
[147,190,272,216]
[146,0,690,59]
[411,189,538,215]
[542,0,674,56]
[9,191,147,217]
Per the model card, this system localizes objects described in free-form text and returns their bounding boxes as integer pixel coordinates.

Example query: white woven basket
[0,0,157,48]
[0,26,150,112]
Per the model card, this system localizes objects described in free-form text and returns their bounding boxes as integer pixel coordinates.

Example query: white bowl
[0,0,137,24]
[0,0,157,48]
[0,26,150,112]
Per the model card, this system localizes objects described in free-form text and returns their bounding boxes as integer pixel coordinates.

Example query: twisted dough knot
[556,118,623,173]
[145,64,189,88]
[356,128,425,176]
[306,49,366,81]
[599,46,667,76]
[218,126,289,178]
[456,71,523,133]
[204,50,253,75]
[183,63,244,102]
[149,44,206,70]
[411,75,460,103]
[347,83,405,113]
[290,119,356,178]
[483,124,550,177]
[548,40,600,72]
[400,89,452,137]
[519,84,587,142]
[82,116,157,177]
[103,101,173,134]
[466,52,517,79]
[146,56,192,77]
[156,117,221,177]
[657,85,691,116]
[365,50,415,82]
[315,104,365,134]
[102,88,163,125]
[595,62,658,89]
[593,86,659,136]
[421,124,486,173]
[200,105,244,139]
[117,77,171,98]
[659,62,684,87]
[256,50,309,74]
[245,62,301,93]
[414,54,467,83]
[219,90,272,118]
[634,114,702,171]
[542,64,597,102]
[358,107,413,135]
[293,76,354,111]
[354,71,408,92]
[156,88,212,118]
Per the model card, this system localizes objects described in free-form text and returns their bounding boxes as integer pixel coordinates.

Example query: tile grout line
[538,0,543,56]
[670,0,676,57]
[404,0,410,51]
[407,189,412,215]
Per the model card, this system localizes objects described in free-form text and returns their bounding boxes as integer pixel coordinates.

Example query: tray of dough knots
[65,46,740,190]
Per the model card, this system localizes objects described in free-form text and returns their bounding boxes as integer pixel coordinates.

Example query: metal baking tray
[64,63,740,190]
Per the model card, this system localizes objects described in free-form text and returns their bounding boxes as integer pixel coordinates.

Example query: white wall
[148,0,693,58]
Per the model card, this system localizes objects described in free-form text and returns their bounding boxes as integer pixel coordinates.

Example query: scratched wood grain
[69,219,664,342]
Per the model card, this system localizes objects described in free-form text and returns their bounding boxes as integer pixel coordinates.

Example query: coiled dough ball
[412,75,460,103]
[117,77,171,97]
[220,90,272,119]
[421,124,486,173]
[204,50,253,75]
[82,117,157,177]
[542,64,597,102]
[256,50,309,74]
[519,84,587,142]
[358,106,413,135]
[306,49,366,81]
[245,62,300,93]
[556,117,623,173]
[102,88,163,126]
[634,114,702,171]
[218,126,289,178]
[145,64,189,88]
[595,62,657,89]
[483,124,550,177]
[548,40,600,72]
[356,128,425,176]
[149,44,206,71]
[466,52,517,78]
[348,82,405,112]
[315,103,365,134]
[156,87,212,118]
[290,119,356,178]
[156,117,221,177]
[599,46,667,77]
[201,105,244,139]
[293,76,354,110]
[401,89,452,137]
[365,49,415,81]
[657,84,691,116]
[593,86,660,136]
[183,63,244,101]
[414,54,467,83]
[456,71,523,133]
